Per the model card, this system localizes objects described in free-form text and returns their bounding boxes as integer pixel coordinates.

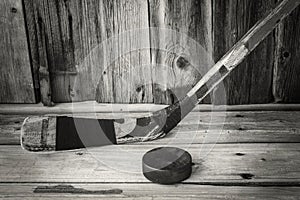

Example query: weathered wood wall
[273,3,300,103]
[1,0,300,105]
[148,0,213,104]
[213,0,277,104]
[0,0,36,103]
[213,0,300,105]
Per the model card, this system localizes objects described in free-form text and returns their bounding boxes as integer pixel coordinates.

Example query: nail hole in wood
[261,158,266,161]
[283,51,290,58]
[11,8,17,13]
[136,85,144,93]
[239,173,254,180]
[235,114,244,118]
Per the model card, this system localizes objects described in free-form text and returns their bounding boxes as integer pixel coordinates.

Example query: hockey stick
[21,0,300,152]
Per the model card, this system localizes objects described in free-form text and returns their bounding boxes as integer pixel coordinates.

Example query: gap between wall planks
[22,0,300,105]
[0,0,36,103]
[23,0,213,105]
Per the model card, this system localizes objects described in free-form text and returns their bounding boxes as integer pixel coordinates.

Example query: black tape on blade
[56,116,116,151]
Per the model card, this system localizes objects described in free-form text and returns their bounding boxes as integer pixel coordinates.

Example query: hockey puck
[142,147,192,184]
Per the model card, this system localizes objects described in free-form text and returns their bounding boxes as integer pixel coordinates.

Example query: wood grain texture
[0,115,25,145]
[0,143,299,183]
[95,0,153,103]
[23,0,153,104]
[23,0,79,104]
[148,0,214,104]
[213,0,277,105]
[0,0,36,103]
[0,184,299,199]
[1,111,300,145]
[273,5,300,103]
[2,102,300,115]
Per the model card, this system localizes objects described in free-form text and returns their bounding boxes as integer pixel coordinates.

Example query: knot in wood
[176,56,190,69]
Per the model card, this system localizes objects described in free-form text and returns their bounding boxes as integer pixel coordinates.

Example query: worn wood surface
[94,0,153,103]
[148,0,213,104]
[20,0,300,105]
[23,0,153,104]
[1,111,300,145]
[0,143,299,183]
[273,5,300,103]
[213,0,277,104]
[0,0,36,103]
[0,184,299,199]
[2,102,300,115]
[0,109,299,198]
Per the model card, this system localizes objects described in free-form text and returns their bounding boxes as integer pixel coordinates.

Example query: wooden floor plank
[0,144,299,184]
[1,111,300,145]
[1,103,300,115]
[0,183,299,199]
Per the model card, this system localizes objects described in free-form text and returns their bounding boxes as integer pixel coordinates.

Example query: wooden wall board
[23,0,153,104]
[0,0,36,103]
[148,0,214,104]
[21,0,300,105]
[213,0,277,105]
[94,0,153,103]
[273,5,300,103]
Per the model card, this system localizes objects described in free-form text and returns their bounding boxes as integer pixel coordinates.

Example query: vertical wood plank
[148,0,214,104]
[24,0,153,104]
[213,0,276,105]
[24,0,77,103]
[95,0,153,103]
[273,5,300,103]
[0,0,36,103]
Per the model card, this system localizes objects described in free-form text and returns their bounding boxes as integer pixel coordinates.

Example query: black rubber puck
[142,147,192,184]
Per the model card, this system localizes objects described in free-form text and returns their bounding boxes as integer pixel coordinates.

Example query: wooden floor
[0,105,300,199]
